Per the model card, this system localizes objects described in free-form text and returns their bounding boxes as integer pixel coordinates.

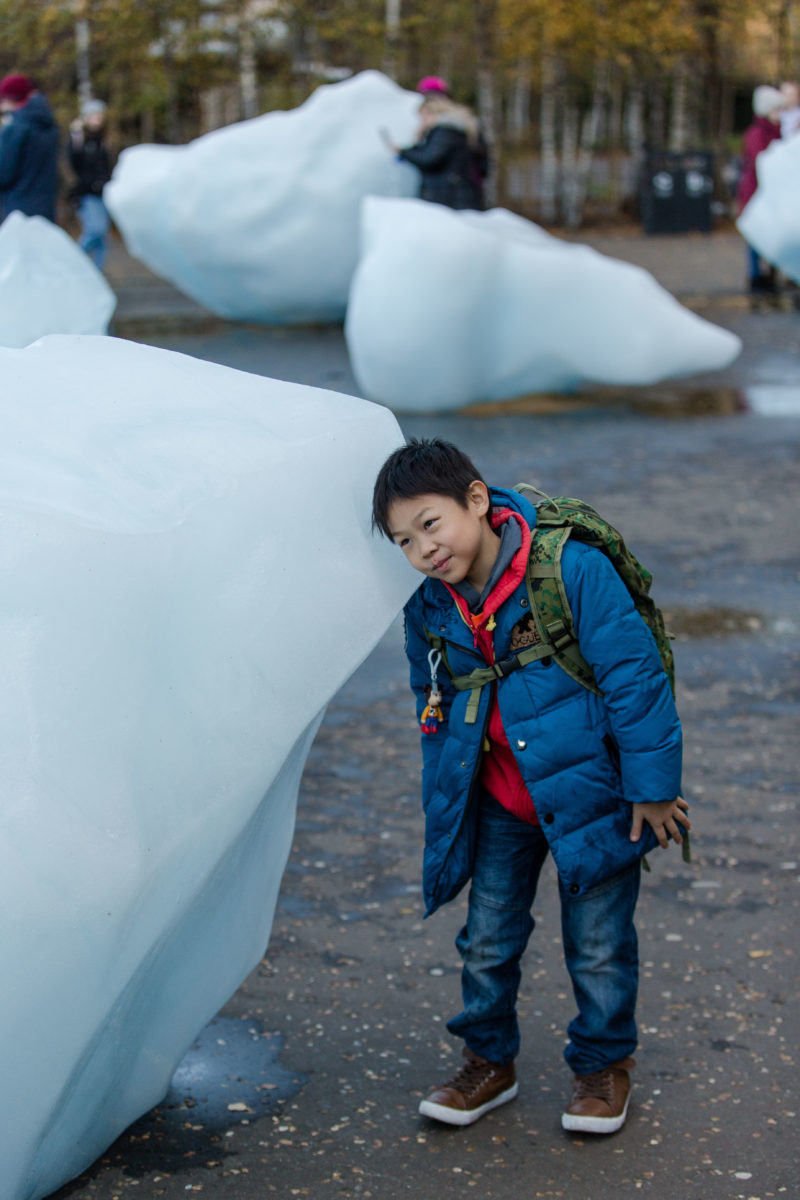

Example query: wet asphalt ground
[50,229,799,1200]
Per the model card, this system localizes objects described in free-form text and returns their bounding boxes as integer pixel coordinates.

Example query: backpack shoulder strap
[516,484,602,694]
[524,523,602,695]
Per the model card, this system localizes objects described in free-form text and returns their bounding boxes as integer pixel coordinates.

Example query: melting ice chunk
[104,71,420,323]
[0,211,115,346]
[345,198,742,411]
[737,135,800,283]
[0,335,414,1200]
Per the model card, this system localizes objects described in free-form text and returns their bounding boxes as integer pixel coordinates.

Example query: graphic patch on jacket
[508,610,541,654]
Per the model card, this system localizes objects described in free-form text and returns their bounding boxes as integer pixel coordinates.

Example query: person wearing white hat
[68,98,113,269]
[779,81,800,137]
[736,85,785,304]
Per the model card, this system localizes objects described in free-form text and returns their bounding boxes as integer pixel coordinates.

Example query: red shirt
[444,509,539,825]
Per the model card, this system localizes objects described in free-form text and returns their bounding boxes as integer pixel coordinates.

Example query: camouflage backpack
[514,483,675,697]
[426,484,675,724]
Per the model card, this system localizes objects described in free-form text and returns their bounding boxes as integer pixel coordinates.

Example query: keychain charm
[421,648,443,735]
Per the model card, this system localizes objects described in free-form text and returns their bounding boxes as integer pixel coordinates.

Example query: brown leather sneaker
[561,1056,636,1133]
[418,1047,518,1126]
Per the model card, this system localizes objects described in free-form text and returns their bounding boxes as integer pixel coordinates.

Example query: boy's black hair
[372,438,487,539]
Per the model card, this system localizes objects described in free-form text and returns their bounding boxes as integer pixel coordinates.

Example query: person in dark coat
[386,77,487,211]
[0,74,59,222]
[68,99,113,269]
[737,84,784,303]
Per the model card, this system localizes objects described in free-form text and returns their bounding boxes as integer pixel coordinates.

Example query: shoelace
[447,1057,495,1097]
[572,1069,615,1105]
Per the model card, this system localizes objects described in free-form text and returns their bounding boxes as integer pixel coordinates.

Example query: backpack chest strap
[449,641,558,723]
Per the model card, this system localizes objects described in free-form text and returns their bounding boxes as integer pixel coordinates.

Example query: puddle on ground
[463,383,800,419]
[744,385,800,417]
[154,1015,305,1129]
[664,607,797,638]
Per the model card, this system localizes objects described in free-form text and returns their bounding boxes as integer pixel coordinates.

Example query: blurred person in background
[68,98,113,270]
[0,73,59,222]
[383,77,488,211]
[779,81,800,138]
[737,85,784,306]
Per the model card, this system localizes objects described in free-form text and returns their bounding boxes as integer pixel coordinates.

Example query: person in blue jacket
[0,74,59,223]
[372,438,689,1134]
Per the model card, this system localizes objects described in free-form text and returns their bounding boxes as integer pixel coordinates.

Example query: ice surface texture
[345,198,742,411]
[737,136,800,282]
[1,335,414,1200]
[104,71,419,323]
[0,211,115,346]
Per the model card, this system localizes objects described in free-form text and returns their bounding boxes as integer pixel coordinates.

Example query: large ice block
[737,135,800,282]
[0,211,115,346]
[0,335,415,1200]
[104,71,419,323]
[345,198,742,411]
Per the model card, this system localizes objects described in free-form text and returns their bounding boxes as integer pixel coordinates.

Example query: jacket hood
[423,97,481,143]
[17,93,56,130]
[488,485,539,529]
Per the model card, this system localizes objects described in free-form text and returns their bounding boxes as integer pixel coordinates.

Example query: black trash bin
[640,151,714,234]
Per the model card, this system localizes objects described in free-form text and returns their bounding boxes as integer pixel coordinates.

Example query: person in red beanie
[0,72,59,222]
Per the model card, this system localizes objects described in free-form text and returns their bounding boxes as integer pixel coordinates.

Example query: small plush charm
[420,694,443,735]
[421,649,444,735]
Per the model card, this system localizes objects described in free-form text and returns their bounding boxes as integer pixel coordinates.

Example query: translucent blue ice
[346,198,742,411]
[104,71,419,323]
[0,335,415,1199]
[738,134,800,283]
[0,212,115,346]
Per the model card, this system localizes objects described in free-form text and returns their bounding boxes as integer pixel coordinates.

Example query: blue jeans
[78,194,110,270]
[447,793,640,1074]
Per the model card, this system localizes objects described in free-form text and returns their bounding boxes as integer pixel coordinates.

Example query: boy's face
[386,484,499,591]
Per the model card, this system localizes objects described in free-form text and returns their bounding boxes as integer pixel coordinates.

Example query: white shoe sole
[419,1082,519,1127]
[561,1090,630,1134]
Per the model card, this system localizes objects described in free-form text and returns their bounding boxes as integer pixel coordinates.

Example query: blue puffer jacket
[403,486,683,917]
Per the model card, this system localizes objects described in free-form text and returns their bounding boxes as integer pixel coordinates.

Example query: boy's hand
[630,796,691,849]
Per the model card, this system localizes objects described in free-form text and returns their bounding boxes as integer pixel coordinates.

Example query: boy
[372,438,689,1133]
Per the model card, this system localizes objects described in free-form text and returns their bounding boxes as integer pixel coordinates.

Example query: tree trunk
[573,59,609,225]
[160,19,181,144]
[649,77,666,148]
[473,0,500,205]
[608,75,624,150]
[561,60,608,229]
[383,0,402,79]
[140,108,155,143]
[560,95,580,227]
[790,5,800,78]
[164,69,180,142]
[201,87,223,133]
[625,78,645,155]
[507,56,531,140]
[624,78,646,212]
[74,2,92,108]
[777,0,793,77]
[669,57,691,152]
[239,2,259,120]
[539,43,559,224]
